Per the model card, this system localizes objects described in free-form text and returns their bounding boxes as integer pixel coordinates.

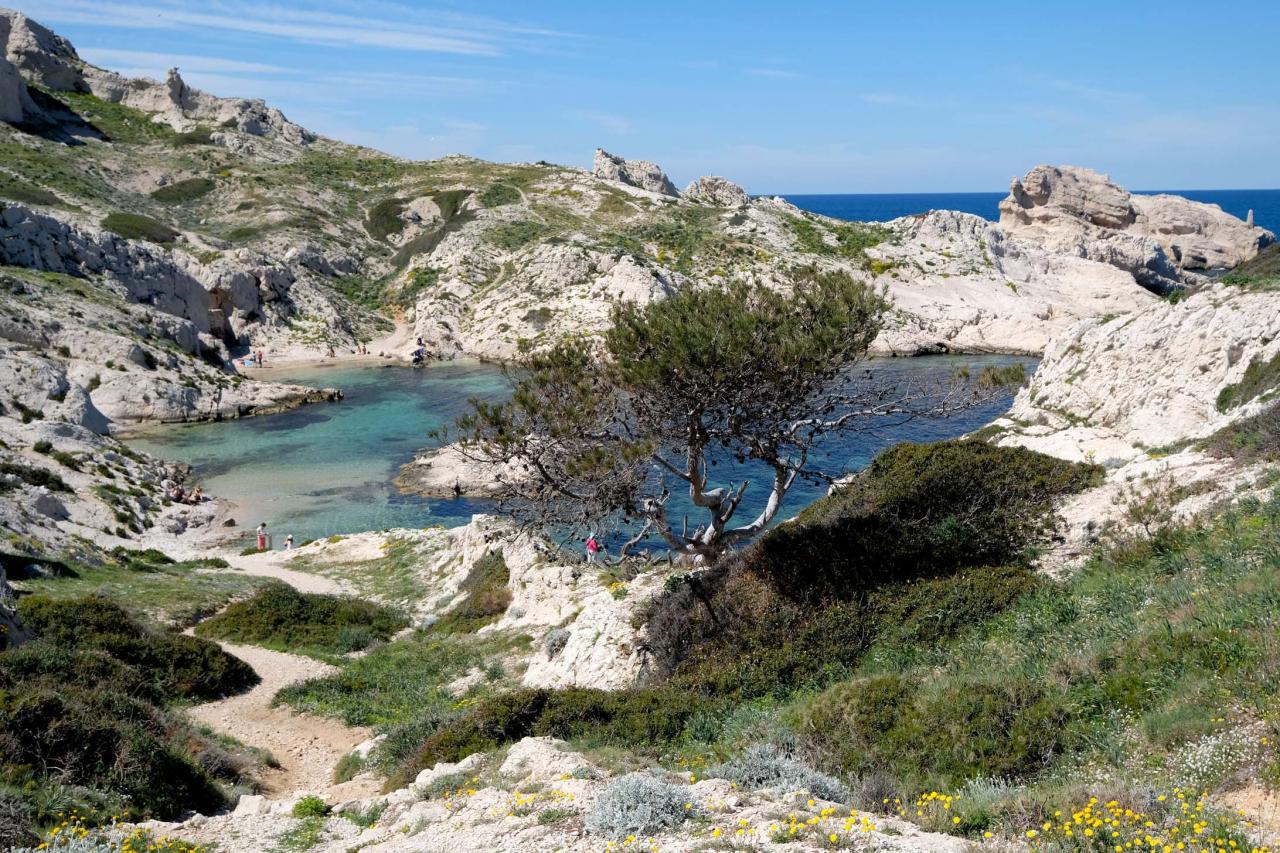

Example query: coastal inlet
[126,355,1036,547]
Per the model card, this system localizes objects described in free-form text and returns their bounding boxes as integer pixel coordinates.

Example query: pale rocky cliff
[1000,165,1274,291]
[989,283,1280,569]
[0,8,309,146]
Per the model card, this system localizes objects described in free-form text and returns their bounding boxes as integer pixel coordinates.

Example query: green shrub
[754,440,1100,601]
[1202,400,1280,462]
[478,183,521,207]
[487,220,551,250]
[0,461,71,493]
[291,794,329,818]
[31,440,52,454]
[711,743,847,800]
[332,752,365,784]
[0,174,62,207]
[101,213,179,244]
[17,595,258,700]
[193,582,408,658]
[150,178,215,203]
[1215,352,1280,411]
[429,189,471,221]
[365,197,407,240]
[430,551,511,633]
[172,126,215,146]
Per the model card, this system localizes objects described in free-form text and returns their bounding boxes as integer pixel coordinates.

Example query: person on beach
[187,485,203,505]
[257,350,265,368]
[585,533,599,564]
[284,533,294,550]
[256,522,267,551]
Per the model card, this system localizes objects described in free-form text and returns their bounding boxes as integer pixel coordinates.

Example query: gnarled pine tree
[453,268,1021,561]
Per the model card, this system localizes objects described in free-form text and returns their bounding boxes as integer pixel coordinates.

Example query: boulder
[499,737,598,781]
[683,175,749,207]
[592,148,680,197]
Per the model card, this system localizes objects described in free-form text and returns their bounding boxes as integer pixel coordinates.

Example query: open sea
[785,188,1280,234]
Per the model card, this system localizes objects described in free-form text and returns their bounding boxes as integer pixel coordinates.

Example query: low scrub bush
[194,582,407,657]
[101,212,178,244]
[1216,352,1280,411]
[291,794,329,818]
[365,197,407,240]
[17,595,257,699]
[150,178,215,203]
[1203,399,1280,463]
[0,461,71,493]
[478,182,521,207]
[754,440,1100,601]
[431,551,511,633]
[712,743,847,801]
[584,773,692,839]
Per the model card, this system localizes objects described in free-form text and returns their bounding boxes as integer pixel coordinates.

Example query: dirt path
[222,549,352,596]
[188,641,374,799]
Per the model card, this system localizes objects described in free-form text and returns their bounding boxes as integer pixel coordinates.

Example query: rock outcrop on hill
[0,7,309,144]
[0,53,33,122]
[1000,165,1274,292]
[683,175,749,207]
[592,147,680,197]
[989,282,1280,569]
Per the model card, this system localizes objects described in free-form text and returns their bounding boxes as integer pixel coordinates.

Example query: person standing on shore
[256,522,267,551]
[585,533,599,564]
[284,533,294,550]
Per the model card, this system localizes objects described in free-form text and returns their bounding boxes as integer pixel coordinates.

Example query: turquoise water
[127,356,1034,547]
[128,361,510,544]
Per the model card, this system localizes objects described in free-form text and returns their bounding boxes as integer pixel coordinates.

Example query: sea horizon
[784,187,1280,233]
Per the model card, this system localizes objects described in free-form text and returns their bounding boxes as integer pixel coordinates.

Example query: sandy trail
[188,641,375,799]
[223,548,352,596]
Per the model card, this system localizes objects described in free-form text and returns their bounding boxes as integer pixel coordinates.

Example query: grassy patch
[285,535,440,606]
[1216,351,1280,411]
[101,212,179,244]
[479,182,522,207]
[365,197,407,240]
[194,582,408,659]
[488,219,553,250]
[0,173,64,207]
[0,461,69,493]
[9,550,265,627]
[1221,243,1280,291]
[1202,399,1280,462]
[52,91,177,144]
[150,178,215,203]
[275,630,514,728]
[430,550,511,634]
[787,214,891,265]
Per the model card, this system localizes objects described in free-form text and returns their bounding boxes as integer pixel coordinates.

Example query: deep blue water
[786,188,1280,234]
[127,356,1033,549]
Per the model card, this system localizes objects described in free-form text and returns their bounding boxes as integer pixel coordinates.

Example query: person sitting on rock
[169,484,186,503]
[187,485,203,505]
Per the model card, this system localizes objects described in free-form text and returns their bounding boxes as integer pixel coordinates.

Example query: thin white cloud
[745,67,801,79]
[1048,78,1142,106]
[79,48,295,75]
[567,109,632,135]
[21,0,573,56]
[859,92,929,108]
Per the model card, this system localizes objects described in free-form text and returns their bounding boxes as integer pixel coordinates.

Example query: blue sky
[12,0,1280,193]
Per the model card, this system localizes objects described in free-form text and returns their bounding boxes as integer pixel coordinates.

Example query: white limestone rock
[499,737,598,781]
[592,148,680,197]
[0,52,34,122]
[1000,165,1274,290]
[0,9,83,91]
[683,175,749,207]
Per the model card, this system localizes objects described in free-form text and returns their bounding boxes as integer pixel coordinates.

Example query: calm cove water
[786,188,1280,234]
[127,356,1034,548]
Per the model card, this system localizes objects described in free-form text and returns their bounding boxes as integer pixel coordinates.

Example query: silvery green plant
[585,773,692,839]
[712,742,848,802]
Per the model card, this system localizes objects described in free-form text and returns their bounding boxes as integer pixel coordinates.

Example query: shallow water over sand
[127,355,1035,547]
